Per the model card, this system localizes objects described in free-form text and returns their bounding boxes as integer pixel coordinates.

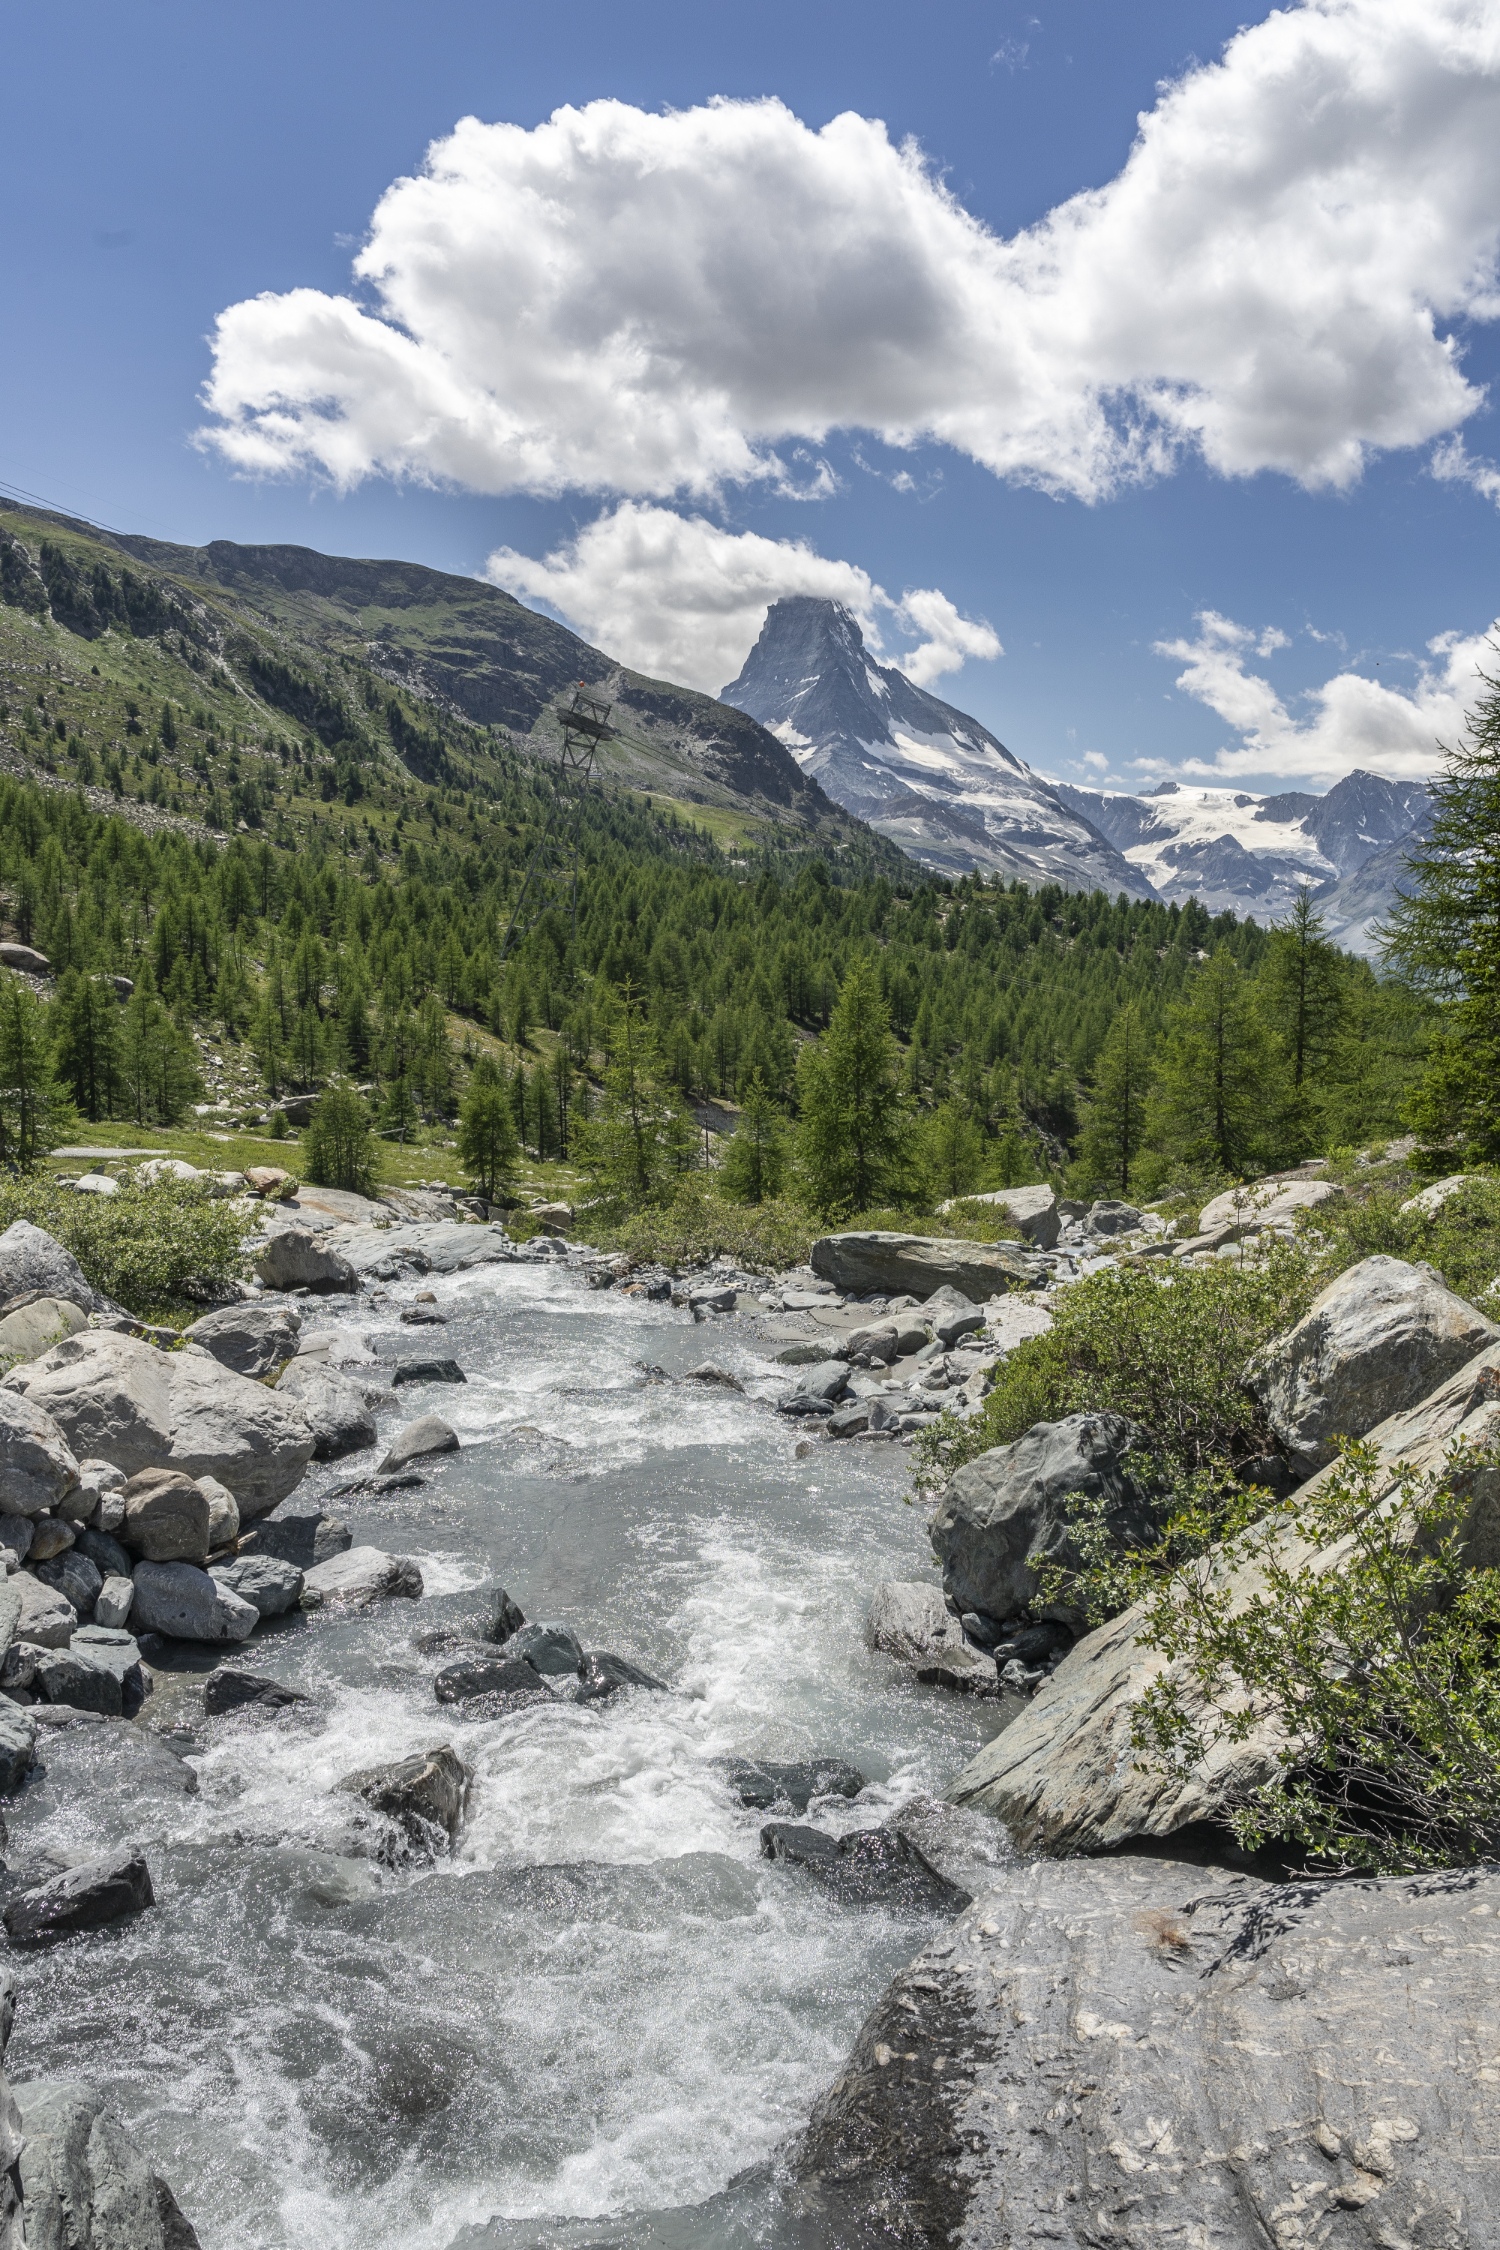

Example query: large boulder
[15,2077,200,2248]
[4,1331,315,1516]
[810,1232,1041,1301]
[130,1560,259,1643]
[938,1184,1059,1249]
[0,1295,88,1365]
[209,1553,304,1617]
[1246,1253,1497,1474]
[0,1389,80,1518]
[945,1337,1500,1853]
[864,1581,997,1695]
[3,1849,154,1943]
[1198,1174,1342,1238]
[930,1412,1166,1626]
[301,1546,422,1608]
[122,1467,211,1563]
[252,1228,356,1293]
[0,1221,102,1313]
[273,1361,376,1462]
[796,1856,1500,2250]
[13,1574,74,1649]
[184,1301,301,1379]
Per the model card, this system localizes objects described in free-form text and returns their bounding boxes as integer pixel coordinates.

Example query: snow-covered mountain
[721,597,1156,899]
[1053,773,1430,943]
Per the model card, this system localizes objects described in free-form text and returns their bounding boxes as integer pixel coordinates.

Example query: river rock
[797,1854,1500,2250]
[302,1546,423,1607]
[574,1651,669,1701]
[31,1641,130,1717]
[0,1515,31,1566]
[434,1650,549,1703]
[197,1473,239,1550]
[274,1360,376,1462]
[130,1560,259,1643]
[864,1582,997,1695]
[15,2078,201,2250]
[0,1294,88,1366]
[27,1516,75,1561]
[930,1412,1167,1626]
[930,1305,984,1350]
[210,1553,304,1617]
[237,1506,352,1570]
[377,1414,459,1473]
[760,1823,971,1912]
[4,1847,154,1942]
[946,1183,1060,1249]
[3,1330,316,1517]
[14,1574,75,1649]
[35,1550,102,1615]
[203,1665,309,1716]
[339,1743,470,1850]
[93,1574,135,1629]
[0,1705,34,1791]
[184,1301,301,1378]
[122,1467,212,1563]
[811,1232,1040,1302]
[717,1757,867,1812]
[253,1227,357,1293]
[1246,1253,1498,1473]
[0,1220,102,1313]
[500,1620,583,1676]
[0,1388,81,1519]
[826,1401,871,1439]
[946,1336,1500,1853]
[1198,1173,1342,1237]
[392,1357,465,1388]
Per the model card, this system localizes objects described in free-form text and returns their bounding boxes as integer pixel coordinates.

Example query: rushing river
[3,1259,1013,2250]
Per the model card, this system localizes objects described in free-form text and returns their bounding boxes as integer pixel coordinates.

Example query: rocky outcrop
[946,1337,1500,1851]
[929,1413,1166,1627]
[811,1232,1039,1301]
[795,1855,1500,2250]
[1245,1253,1497,1473]
[4,1331,315,1515]
[15,2076,201,2248]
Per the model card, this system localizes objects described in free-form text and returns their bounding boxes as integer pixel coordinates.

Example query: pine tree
[120,980,200,1125]
[52,968,122,1120]
[305,1083,377,1195]
[0,980,76,1167]
[921,1101,983,1200]
[719,1073,789,1204]
[795,957,913,1216]
[1383,658,1500,1158]
[1259,886,1345,1151]
[379,1073,419,1143]
[458,1060,520,1198]
[1072,1002,1154,1194]
[574,984,682,1205]
[1146,947,1279,1177]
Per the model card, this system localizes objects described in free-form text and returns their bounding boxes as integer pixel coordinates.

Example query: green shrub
[1309,1172,1500,1309]
[0,1176,253,1315]
[589,1179,813,1273]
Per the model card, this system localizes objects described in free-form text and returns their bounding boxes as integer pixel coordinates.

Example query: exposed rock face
[4,1331,315,1516]
[946,1338,1500,1851]
[0,1220,103,1313]
[1246,1253,1497,1473]
[130,1560,259,1643]
[865,1581,997,1695]
[252,1227,357,1293]
[15,2076,201,2248]
[0,1390,80,1518]
[273,1360,376,1462]
[930,1413,1165,1627]
[184,1301,301,1379]
[812,1232,1039,1301]
[795,1855,1500,2250]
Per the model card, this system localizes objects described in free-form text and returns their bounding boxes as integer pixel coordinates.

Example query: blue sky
[4,0,1498,795]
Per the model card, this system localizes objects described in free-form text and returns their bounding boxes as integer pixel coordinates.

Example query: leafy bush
[0,1175,253,1315]
[1308,1172,1500,1310]
[588,1180,813,1272]
[1131,1435,1500,1873]
[911,1242,1320,1504]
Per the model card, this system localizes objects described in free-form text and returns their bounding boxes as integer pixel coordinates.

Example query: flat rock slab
[811,1232,1041,1302]
[797,1855,1500,2250]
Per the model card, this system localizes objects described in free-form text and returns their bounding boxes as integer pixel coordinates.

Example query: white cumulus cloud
[1149,609,1499,784]
[199,0,1500,506]
[486,503,999,693]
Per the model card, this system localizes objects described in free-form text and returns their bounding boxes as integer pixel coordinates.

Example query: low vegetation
[0,1172,251,1315]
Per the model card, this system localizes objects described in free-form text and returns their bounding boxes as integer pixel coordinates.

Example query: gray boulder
[376,1413,459,1474]
[301,1546,423,1608]
[31,1638,145,1718]
[392,1357,465,1387]
[35,1550,102,1616]
[209,1553,304,1618]
[0,1388,80,1518]
[434,1650,548,1703]
[93,1574,135,1630]
[781,1361,849,1417]
[197,1473,239,1551]
[0,1220,102,1313]
[15,2077,200,2248]
[203,1666,308,1716]
[500,1621,583,1677]
[0,1705,35,1792]
[4,1330,315,1516]
[252,1228,357,1293]
[122,1467,211,1563]
[130,1560,258,1643]
[274,1360,376,1462]
[946,1336,1500,1853]
[811,1231,1040,1301]
[184,1301,301,1378]
[237,1507,352,1570]
[0,1295,88,1366]
[930,1412,1166,1626]
[717,1757,866,1812]
[864,1581,998,1695]
[14,1574,74,1649]
[797,1855,1500,2250]
[75,1526,131,1578]
[1086,1196,1143,1235]
[1246,1253,1498,1473]
[338,1743,470,1851]
[27,1517,74,1561]
[761,1822,970,1912]
[939,1183,1060,1249]
[4,1848,154,1943]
